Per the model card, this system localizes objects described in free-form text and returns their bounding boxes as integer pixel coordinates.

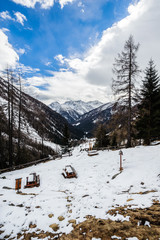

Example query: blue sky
[0,0,160,104]
[0,0,131,77]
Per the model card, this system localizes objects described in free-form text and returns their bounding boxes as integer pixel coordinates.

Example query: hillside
[0,77,83,168]
[0,143,160,239]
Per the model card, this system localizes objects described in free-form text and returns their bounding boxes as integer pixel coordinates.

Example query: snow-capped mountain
[75,102,114,135]
[49,100,103,124]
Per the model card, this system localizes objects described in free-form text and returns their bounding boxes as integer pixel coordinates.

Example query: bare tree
[17,73,22,164]
[112,35,140,147]
[7,68,13,167]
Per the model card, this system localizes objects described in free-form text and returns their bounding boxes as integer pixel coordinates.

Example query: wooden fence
[0,154,61,174]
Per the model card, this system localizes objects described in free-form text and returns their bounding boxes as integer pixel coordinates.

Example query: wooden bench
[62,165,77,178]
[24,173,40,188]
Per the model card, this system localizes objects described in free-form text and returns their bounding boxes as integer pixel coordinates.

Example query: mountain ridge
[49,100,103,124]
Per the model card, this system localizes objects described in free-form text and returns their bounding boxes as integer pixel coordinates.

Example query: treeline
[0,69,55,169]
[95,35,160,148]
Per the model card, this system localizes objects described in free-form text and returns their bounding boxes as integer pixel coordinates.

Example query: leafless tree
[17,73,22,164]
[112,35,140,147]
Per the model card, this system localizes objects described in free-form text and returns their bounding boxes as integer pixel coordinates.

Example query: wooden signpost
[119,150,123,171]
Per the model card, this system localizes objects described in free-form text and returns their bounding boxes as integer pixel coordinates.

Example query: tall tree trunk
[17,74,22,165]
[7,69,12,167]
[127,49,132,148]
[10,75,14,166]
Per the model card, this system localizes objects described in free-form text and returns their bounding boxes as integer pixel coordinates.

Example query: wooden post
[15,178,22,192]
[119,150,123,171]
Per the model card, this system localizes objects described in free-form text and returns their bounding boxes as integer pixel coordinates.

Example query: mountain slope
[0,77,83,141]
[49,100,103,124]
[0,77,83,167]
[75,102,114,135]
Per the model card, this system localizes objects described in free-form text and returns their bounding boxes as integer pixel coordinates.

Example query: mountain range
[49,100,113,136]
[49,100,103,124]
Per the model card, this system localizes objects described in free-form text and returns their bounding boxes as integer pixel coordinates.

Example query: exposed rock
[49,223,59,231]
[127,198,134,202]
[16,204,24,207]
[29,223,37,228]
[3,186,13,190]
[8,203,15,206]
[48,214,54,218]
[68,219,76,224]
[58,216,65,221]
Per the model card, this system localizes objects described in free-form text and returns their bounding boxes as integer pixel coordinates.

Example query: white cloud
[59,0,75,9]
[11,0,54,9]
[54,54,65,65]
[16,48,25,55]
[0,30,19,71]
[45,61,52,66]
[25,71,109,104]
[17,63,40,73]
[1,28,10,33]
[0,10,27,26]
[11,0,75,9]
[0,11,13,20]
[30,0,160,104]
[2,0,160,105]
[14,12,27,26]
[0,31,39,74]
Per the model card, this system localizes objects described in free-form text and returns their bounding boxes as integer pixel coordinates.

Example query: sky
[0,0,160,104]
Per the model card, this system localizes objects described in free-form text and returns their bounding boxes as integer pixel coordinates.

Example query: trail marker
[119,150,123,171]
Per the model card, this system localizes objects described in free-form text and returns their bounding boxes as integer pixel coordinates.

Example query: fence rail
[0,145,127,174]
[0,154,61,174]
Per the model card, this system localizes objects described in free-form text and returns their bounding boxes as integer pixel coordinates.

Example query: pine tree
[94,124,110,148]
[112,35,140,147]
[62,124,70,153]
[136,59,160,145]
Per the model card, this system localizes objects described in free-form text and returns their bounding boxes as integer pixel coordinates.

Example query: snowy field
[0,144,160,239]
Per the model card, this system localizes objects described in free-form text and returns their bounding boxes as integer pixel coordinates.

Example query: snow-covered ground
[0,144,160,239]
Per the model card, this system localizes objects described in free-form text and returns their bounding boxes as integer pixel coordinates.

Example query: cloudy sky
[0,0,160,104]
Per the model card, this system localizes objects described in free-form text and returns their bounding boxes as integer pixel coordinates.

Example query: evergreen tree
[94,124,110,148]
[63,124,70,145]
[112,35,140,147]
[136,59,160,145]
[62,124,70,153]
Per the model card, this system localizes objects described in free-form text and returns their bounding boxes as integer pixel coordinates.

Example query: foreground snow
[0,144,160,239]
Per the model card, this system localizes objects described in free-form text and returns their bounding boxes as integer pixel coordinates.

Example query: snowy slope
[0,77,83,146]
[0,144,160,239]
